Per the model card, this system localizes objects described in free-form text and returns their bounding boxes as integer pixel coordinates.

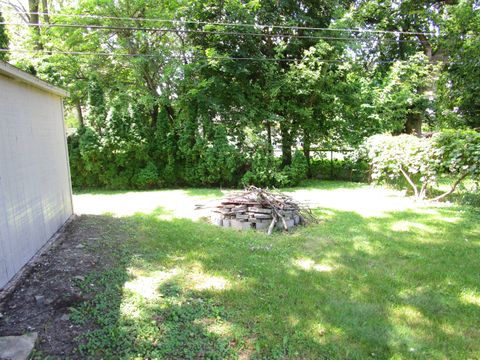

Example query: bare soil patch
[0,215,123,358]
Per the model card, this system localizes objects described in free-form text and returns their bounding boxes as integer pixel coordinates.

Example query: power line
[0,47,313,61]
[5,10,441,36]
[0,21,420,43]
[0,47,448,65]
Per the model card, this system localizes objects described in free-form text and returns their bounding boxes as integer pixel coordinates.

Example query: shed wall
[0,74,73,288]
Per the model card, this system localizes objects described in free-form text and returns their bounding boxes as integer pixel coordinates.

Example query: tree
[348,0,444,133]
[4,0,479,189]
[0,11,8,60]
[439,0,480,128]
[374,53,438,135]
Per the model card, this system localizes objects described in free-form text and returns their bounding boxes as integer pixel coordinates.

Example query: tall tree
[0,11,8,60]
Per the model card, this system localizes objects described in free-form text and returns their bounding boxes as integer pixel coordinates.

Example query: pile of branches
[200,186,318,235]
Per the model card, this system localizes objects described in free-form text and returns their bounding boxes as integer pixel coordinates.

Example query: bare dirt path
[0,215,124,358]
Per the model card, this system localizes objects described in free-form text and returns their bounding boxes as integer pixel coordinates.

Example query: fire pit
[201,187,317,234]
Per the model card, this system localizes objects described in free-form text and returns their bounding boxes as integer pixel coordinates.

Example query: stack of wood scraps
[199,186,318,235]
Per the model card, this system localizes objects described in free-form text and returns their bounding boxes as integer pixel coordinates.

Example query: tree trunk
[150,103,159,130]
[303,136,312,178]
[28,0,42,49]
[431,173,468,201]
[164,104,175,125]
[76,102,84,128]
[405,112,422,136]
[280,122,292,167]
[407,33,447,136]
[266,120,272,149]
[41,0,49,23]
[399,167,419,198]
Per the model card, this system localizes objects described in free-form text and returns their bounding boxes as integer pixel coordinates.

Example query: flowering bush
[363,130,480,200]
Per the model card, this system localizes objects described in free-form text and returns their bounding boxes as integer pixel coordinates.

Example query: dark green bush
[240,143,285,187]
[134,162,159,189]
[282,151,309,186]
[69,126,312,189]
[311,158,369,182]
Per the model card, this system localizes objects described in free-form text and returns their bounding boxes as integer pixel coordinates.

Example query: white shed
[0,61,73,289]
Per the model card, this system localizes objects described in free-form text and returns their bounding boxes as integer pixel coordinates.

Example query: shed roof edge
[0,61,69,97]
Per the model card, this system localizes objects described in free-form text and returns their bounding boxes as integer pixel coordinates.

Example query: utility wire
[0,47,328,61]
[0,21,420,43]
[5,10,441,36]
[0,47,448,65]
[0,47,308,61]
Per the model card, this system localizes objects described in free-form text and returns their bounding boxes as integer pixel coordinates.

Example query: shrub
[311,157,369,182]
[134,162,159,189]
[430,130,480,200]
[68,126,154,189]
[240,146,309,188]
[363,130,480,200]
[241,143,282,187]
[281,151,308,186]
[363,134,435,198]
[193,127,244,186]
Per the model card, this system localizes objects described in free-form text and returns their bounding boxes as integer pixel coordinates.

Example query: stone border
[0,214,77,301]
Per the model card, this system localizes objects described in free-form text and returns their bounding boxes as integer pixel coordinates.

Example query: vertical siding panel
[0,155,11,286]
[0,74,72,289]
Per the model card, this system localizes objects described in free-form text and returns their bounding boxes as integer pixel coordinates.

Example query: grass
[69,181,480,359]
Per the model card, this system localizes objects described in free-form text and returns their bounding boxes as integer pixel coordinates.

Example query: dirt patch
[0,215,124,358]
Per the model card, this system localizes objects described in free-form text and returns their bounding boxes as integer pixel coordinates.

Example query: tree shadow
[60,205,480,358]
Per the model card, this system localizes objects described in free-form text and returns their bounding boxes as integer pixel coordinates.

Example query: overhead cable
[5,10,441,36]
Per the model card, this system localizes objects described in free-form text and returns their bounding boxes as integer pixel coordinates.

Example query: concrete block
[255,221,270,230]
[0,332,38,360]
[210,214,223,227]
[253,213,273,220]
[276,219,295,230]
[233,205,247,211]
[230,220,252,230]
[248,207,272,214]
[293,215,299,225]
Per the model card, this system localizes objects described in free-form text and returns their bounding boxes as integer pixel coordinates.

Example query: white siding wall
[0,74,73,288]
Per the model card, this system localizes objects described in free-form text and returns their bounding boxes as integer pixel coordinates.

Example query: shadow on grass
[70,205,480,359]
[72,188,134,196]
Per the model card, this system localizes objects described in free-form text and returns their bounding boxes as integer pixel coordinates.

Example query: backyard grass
[69,181,480,359]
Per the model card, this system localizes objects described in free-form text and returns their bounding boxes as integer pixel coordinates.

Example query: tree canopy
[1,0,479,188]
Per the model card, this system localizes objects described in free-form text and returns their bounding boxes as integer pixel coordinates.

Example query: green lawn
[70,181,480,359]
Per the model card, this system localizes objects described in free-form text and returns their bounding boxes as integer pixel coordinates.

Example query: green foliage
[282,151,309,186]
[312,158,369,182]
[0,12,8,61]
[372,53,437,134]
[241,142,285,187]
[363,130,480,200]
[5,0,480,190]
[439,1,480,128]
[134,162,159,189]
[433,130,480,179]
[364,134,436,198]
[181,126,245,187]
